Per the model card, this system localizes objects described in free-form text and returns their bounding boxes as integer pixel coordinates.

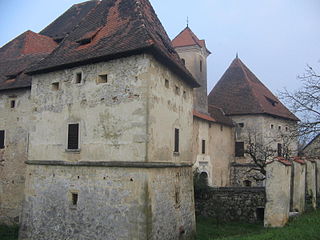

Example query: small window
[271,124,274,129]
[238,123,244,128]
[277,143,282,157]
[243,180,252,187]
[72,193,78,205]
[183,90,186,99]
[10,100,16,108]
[278,126,281,130]
[75,72,82,84]
[175,86,180,95]
[235,142,244,157]
[97,74,108,84]
[202,140,206,154]
[68,123,79,150]
[52,82,60,91]
[181,58,186,65]
[285,126,288,131]
[200,60,203,72]
[174,128,179,153]
[165,79,169,88]
[0,130,5,149]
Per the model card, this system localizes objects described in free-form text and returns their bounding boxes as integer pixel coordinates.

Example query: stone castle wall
[195,187,265,223]
[0,89,31,224]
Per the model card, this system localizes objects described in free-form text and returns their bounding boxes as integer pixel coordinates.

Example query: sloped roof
[28,0,199,88]
[172,27,210,54]
[208,57,299,121]
[40,0,100,41]
[0,31,57,91]
[208,105,234,127]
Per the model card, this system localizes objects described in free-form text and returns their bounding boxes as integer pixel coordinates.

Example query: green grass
[197,210,320,240]
[0,224,19,240]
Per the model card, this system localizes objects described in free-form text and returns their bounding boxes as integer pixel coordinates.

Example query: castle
[0,0,299,239]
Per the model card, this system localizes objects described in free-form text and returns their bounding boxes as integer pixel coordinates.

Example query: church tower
[172,27,211,113]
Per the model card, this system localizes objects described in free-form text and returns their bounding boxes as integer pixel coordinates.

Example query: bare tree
[281,64,320,138]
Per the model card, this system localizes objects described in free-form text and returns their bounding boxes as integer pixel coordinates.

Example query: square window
[52,82,60,91]
[10,100,16,108]
[175,86,180,95]
[238,123,244,128]
[97,74,108,84]
[75,72,82,84]
[165,79,169,88]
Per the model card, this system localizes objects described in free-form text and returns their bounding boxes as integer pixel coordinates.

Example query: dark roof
[303,133,320,151]
[40,1,100,41]
[0,31,57,91]
[208,57,299,121]
[208,105,234,127]
[28,0,199,88]
[172,27,211,54]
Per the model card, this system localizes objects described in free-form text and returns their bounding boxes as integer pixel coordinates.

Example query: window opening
[0,130,5,149]
[235,142,244,157]
[52,82,60,91]
[68,124,79,150]
[174,128,179,153]
[75,73,82,84]
[10,100,16,108]
[202,140,206,154]
[97,74,108,84]
[277,143,282,157]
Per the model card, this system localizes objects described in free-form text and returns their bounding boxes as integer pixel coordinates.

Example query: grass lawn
[197,210,320,240]
[0,224,19,240]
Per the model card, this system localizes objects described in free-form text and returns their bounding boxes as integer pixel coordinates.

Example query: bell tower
[172,27,211,113]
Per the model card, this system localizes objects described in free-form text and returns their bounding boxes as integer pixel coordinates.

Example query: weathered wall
[147,56,193,163]
[208,123,234,187]
[174,45,209,113]
[20,54,196,239]
[316,159,320,199]
[192,119,234,187]
[231,163,265,187]
[19,165,195,240]
[0,89,31,224]
[232,114,298,164]
[192,118,212,185]
[264,160,291,227]
[305,159,317,209]
[230,115,298,187]
[195,187,265,223]
[291,160,306,212]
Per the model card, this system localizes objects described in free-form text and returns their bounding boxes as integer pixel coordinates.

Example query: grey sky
[1,0,319,94]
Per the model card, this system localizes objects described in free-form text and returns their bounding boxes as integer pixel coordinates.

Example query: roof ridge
[237,58,265,113]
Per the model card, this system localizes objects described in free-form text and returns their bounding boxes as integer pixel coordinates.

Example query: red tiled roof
[28,0,199,88]
[291,156,305,165]
[275,157,292,166]
[193,110,216,122]
[208,57,299,121]
[40,0,100,41]
[0,31,57,59]
[172,27,211,54]
[0,31,57,91]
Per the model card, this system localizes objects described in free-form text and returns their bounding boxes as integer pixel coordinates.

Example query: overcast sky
[1,0,319,94]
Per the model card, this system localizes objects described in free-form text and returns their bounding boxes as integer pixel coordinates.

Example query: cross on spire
[187,17,189,27]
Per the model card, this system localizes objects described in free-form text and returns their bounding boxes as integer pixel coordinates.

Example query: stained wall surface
[20,54,196,239]
[264,160,291,227]
[291,161,306,212]
[0,89,31,224]
[306,160,317,209]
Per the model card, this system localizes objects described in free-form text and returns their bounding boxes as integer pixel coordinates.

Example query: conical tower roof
[208,57,299,121]
[172,26,210,54]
